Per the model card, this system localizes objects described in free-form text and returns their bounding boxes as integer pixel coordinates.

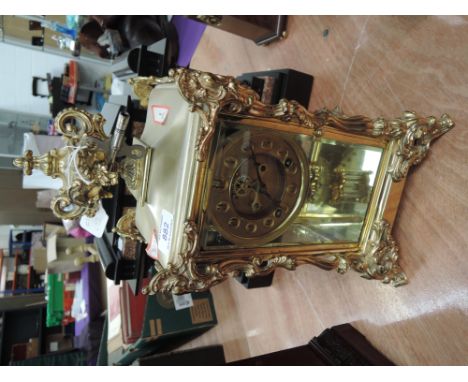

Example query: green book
[46,273,64,327]
[109,290,217,366]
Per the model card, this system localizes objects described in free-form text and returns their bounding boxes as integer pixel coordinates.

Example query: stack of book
[105,278,218,365]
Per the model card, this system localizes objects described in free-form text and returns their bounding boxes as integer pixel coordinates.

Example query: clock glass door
[200,117,383,250]
[294,137,383,245]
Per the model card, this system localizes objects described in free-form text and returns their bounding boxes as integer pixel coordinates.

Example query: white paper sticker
[172,293,193,311]
[79,203,109,238]
[117,237,124,252]
[158,209,173,256]
[152,105,170,125]
[145,229,159,260]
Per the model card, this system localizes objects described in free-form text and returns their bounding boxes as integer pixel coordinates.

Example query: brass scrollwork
[142,219,343,294]
[352,220,408,286]
[133,70,455,167]
[14,108,119,219]
[12,107,150,222]
[389,112,454,181]
[129,76,176,109]
[54,108,108,142]
[112,209,144,242]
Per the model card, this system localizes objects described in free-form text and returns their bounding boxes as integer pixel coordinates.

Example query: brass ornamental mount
[14,68,454,295]
[13,108,149,220]
[112,209,144,242]
[14,108,118,219]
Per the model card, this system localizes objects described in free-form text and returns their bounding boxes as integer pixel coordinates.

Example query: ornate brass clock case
[14,68,454,296]
[128,69,454,295]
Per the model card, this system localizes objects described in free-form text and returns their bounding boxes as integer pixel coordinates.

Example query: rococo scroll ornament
[350,220,407,286]
[141,219,302,295]
[130,69,454,164]
[112,209,145,242]
[14,108,119,219]
[389,112,454,181]
[13,108,151,222]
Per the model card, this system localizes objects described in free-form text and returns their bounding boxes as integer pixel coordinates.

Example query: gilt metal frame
[131,68,454,295]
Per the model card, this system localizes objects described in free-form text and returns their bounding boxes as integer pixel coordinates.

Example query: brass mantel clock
[14,68,454,295]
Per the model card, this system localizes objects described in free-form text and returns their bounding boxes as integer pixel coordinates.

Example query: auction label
[158,209,173,256]
[151,105,170,125]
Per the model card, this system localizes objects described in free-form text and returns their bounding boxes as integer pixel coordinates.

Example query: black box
[237,68,314,108]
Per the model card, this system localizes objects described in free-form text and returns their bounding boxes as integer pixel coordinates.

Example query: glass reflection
[201,119,383,249]
[291,138,382,244]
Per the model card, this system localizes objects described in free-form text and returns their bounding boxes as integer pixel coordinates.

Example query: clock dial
[208,130,309,245]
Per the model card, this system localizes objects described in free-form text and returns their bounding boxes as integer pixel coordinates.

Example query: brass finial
[13,150,34,175]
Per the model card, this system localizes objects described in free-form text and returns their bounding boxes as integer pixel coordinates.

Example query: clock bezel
[204,127,311,247]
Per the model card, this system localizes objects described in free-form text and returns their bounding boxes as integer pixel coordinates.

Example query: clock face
[207,130,309,245]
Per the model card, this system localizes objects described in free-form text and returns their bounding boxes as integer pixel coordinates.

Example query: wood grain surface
[179,16,468,365]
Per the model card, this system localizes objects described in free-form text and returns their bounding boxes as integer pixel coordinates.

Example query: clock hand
[249,146,267,189]
[250,188,262,213]
[252,179,282,209]
[261,190,283,209]
[249,146,283,210]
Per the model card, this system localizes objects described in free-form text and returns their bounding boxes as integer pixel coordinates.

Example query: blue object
[54,23,77,39]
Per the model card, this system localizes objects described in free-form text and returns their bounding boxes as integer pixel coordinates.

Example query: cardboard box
[26,338,40,359]
[46,333,74,353]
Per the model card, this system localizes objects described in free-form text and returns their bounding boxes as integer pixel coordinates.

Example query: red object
[62,289,75,325]
[65,271,82,284]
[10,343,28,361]
[66,61,78,104]
[119,279,149,344]
[151,105,170,125]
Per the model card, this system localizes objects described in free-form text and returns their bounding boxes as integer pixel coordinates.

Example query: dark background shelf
[0,305,46,365]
